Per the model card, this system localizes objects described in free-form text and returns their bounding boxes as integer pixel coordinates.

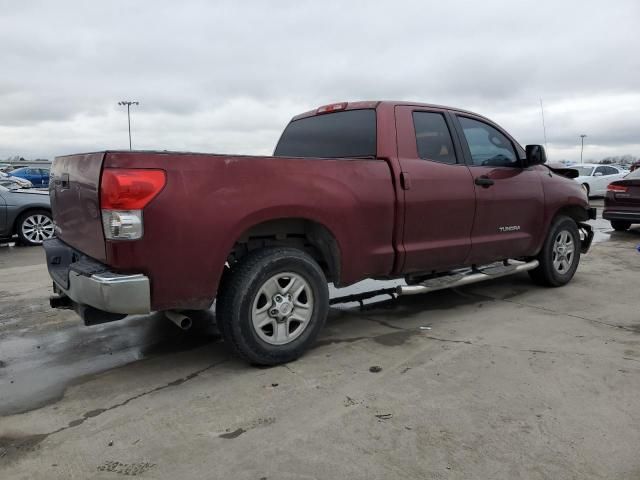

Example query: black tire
[16,209,55,246]
[215,247,329,365]
[528,216,581,287]
[611,220,631,231]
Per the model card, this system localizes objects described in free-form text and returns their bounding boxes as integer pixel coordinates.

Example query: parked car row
[8,167,50,187]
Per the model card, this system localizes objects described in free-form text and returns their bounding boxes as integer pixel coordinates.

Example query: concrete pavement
[1,203,639,479]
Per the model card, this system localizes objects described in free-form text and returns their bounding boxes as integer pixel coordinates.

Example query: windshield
[573,166,594,176]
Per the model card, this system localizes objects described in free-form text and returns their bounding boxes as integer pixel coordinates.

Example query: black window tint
[412,112,457,164]
[459,117,518,167]
[595,166,607,175]
[274,109,376,158]
[603,166,617,175]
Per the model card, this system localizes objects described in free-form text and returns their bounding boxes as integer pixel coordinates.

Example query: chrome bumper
[45,238,151,315]
[58,271,151,315]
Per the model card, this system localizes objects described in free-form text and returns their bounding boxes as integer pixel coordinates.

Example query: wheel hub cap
[552,230,575,273]
[22,214,54,244]
[251,272,314,345]
[271,294,294,319]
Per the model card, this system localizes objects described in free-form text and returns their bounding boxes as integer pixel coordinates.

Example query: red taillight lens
[100,169,166,209]
[607,183,628,193]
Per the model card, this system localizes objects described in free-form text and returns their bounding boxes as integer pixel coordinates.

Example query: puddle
[0,312,219,416]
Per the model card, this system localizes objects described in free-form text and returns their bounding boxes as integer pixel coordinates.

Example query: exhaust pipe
[165,310,193,330]
[398,260,539,296]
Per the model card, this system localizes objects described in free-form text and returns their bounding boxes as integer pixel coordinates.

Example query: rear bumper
[603,210,640,223]
[44,238,151,315]
[60,270,151,314]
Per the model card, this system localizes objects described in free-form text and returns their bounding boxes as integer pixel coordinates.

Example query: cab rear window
[274,109,376,158]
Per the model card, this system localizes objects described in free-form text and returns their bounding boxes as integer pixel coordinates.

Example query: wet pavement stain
[0,359,228,462]
[628,324,640,334]
[219,428,246,439]
[373,329,418,346]
[314,336,368,348]
[0,312,221,416]
[0,434,49,464]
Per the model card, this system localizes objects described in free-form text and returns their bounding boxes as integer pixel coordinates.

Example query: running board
[397,260,539,296]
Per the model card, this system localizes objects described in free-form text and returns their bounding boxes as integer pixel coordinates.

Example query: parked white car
[572,164,628,197]
[0,171,33,189]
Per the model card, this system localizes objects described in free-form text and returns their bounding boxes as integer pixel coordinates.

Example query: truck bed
[50,151,397,311]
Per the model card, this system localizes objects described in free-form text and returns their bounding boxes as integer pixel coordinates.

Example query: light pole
[580,134,587,164]
[118,101,139,150]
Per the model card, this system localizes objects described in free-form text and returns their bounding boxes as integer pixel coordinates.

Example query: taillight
[607,183,628,193]
[101,169,166,209]
[100,169,166,240]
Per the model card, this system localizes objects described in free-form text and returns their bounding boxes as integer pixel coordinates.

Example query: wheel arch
[532,204,591,257]
[225,217,342,285]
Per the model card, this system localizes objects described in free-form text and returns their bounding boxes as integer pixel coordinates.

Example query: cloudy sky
[1,0,638,162]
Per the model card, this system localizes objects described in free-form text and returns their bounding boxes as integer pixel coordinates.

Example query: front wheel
[216,248,329,365]
[529,216,581,287]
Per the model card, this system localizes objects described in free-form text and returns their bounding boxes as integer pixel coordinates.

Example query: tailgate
[50,152,106,261]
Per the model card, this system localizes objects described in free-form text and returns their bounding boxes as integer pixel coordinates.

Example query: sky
[1,0,639,162]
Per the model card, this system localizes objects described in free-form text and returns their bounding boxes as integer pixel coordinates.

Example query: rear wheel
[529,216,581,287]
[611,220,631,231]
[17,210,55,246]
[216,248,329,365]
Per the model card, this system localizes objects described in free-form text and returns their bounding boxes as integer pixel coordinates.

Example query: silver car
[0,171,33,189]
[0,183,54,245]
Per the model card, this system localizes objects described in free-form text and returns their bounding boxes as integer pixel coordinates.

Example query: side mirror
[524,145,547,167]
[594,172,603,177]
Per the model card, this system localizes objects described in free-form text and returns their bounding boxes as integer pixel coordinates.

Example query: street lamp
[118,101,139,150]
[580,134,587,164]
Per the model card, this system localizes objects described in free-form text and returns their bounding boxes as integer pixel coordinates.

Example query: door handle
[475,176,494,188]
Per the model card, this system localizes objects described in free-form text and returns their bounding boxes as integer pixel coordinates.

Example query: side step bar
[397,260,539,296]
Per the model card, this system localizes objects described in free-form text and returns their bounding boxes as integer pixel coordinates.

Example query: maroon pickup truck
[45,101,595,365]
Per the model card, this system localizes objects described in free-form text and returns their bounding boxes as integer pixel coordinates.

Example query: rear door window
[458,116,518,167]
[412,112,457,164]
[274,109,376,158]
